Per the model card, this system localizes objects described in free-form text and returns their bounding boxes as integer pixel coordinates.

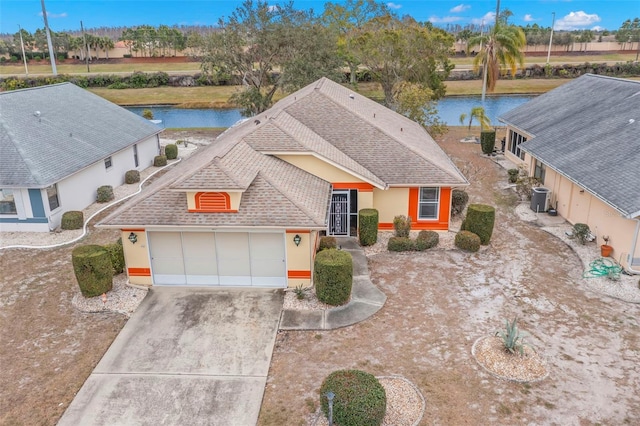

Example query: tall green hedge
[165,143,178,160]
[480,130,496,155]
[104,240,125,274]
[314,249,352,306]
[462,204,495,245]
[72,245,113,297]
[358,209,378,246]
[320,370,386,426]
[61,211,84,230]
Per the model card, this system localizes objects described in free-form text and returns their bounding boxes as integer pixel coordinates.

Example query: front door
[329,190,351,236]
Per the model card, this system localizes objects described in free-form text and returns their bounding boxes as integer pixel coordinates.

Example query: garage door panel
[249,233,286,279]
[217,233,251,281]
[149,232,186,285]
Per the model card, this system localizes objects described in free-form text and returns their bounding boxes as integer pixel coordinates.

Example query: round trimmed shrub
[393,215,411,237]
[61,211,84,230]
[315,249,352,306]
[72,245,113,297]
[507,168,519,183]
[480,130,496,155]
[154,155,167,167]
[451,190,469,216]
[104,240,125,274]
[415,230,439,251]
[96,185,114,203]
[165,143,178,160]
[387,236,414,252]
[319,370,386,426]
[358,209,378,246]
[455,230,481,252]
[125,169,140,184]
[318,236,337,252]
[462,204,495,245]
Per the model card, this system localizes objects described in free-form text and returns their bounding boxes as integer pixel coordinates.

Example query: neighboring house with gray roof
[499,74,640,273]
[99,77,468,288]
[0,83,162,232]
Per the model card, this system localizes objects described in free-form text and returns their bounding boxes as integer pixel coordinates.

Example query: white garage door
[148,232,286,287]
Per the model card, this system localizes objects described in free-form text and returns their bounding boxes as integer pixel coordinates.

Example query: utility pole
[546,12,556,64]
[18,25,29,76]
[81,21,90,72]
[40,0,57,75]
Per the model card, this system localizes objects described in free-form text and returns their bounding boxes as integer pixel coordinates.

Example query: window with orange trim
[418,187,439,220]
[194,192,231,212]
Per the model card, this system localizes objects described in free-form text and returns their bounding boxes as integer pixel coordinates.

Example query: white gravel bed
[309,376,425,426]
[71,273,147,317]
[363,230,457,257]
[283,287,333,311]
[472,336,549,383]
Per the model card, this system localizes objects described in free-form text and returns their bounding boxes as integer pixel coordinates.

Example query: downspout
[627,218,640,274]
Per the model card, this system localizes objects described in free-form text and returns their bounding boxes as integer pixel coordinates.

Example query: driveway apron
[58,287,283,426]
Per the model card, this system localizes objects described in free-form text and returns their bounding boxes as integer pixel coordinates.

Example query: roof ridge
[0,82,71,97]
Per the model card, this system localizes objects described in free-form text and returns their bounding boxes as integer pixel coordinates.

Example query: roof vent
[349,94,355,99]
[254,119,261,125]
[34,111,41,117]
[629,119,635,124]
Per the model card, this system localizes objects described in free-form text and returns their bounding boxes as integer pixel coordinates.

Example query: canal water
[126,94,535,128]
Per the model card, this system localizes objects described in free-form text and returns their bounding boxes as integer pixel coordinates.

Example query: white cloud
[470,12,496,26]
[267,5,279,12]
[39,11,68,18]
[429,16,463,24]
[592,25,604,31]
[450,4,470,13]
[555,11,601,31]
[387,2,402,10]
[524,14,535,22]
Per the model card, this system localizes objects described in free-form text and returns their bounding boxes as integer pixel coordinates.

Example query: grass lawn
[450,52,638,67]
[0,61,202,75]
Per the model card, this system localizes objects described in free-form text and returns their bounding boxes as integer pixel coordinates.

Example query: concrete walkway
[58,288,283,426]
[280,238,386,330]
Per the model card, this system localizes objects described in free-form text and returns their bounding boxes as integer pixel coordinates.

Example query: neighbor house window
[133,144,139,167]
[508,130,527,160]
[533,159,546,182]
[0,189,17,214]
[104,156,113,169]
[418,187,440,220]
[46,184,60,211]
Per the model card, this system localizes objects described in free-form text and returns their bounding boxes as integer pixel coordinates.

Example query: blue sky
[1,0,638,33]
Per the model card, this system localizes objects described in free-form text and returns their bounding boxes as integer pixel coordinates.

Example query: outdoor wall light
[128,232,138,244]
[293,234,302,246]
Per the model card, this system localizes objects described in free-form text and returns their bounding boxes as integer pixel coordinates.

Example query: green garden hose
[583,258,622,280]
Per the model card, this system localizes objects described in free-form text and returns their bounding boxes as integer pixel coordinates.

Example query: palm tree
[469,22,526,101]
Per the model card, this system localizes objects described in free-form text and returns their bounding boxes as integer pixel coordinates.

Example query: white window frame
[104,156,113,169]
[0,189,17,215]
[418,187,440,220]
[509,130,527,160]
[46,184,60,211]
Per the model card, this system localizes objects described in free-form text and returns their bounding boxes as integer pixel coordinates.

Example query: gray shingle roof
[499,74,640,218]
[100,77,467,229]
[0,83,161,187]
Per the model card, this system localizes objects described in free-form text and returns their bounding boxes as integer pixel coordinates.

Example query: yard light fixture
[128,232,138,244]
[293,234,302,246]
[326,391,335,425]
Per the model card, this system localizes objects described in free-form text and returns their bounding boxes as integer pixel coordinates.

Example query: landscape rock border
[471,335,549,384]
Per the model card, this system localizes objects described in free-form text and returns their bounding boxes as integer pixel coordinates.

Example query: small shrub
[104,240,125,274]
[392,215,411,237]
[515,165,540,200]
[165,143,178,160]
[314,249,352,306]
[462,204,495,245]
[451,190,469,216]
[61,211,84,230]
[294,284,306,300]
[72,245,113,297]
[507,168,519,184]
[319,370,386,426]
[415,230,439,251]
[496,317,530,356]
[358,209,378,246]
[572,223,591,245]
[125,169,140,184]
[480,130,496,155]
[318,236,337,252]
[455,230,481,252]
[387,236,414,252]
[96,185,114,203]
[33,55,41,61]
[154,155,167,167]
[142,109,154,120]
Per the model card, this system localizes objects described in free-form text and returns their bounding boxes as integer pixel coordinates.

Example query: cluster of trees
[119,25,187,57]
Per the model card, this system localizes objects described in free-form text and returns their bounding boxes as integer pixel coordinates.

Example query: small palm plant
[496,317,530,356]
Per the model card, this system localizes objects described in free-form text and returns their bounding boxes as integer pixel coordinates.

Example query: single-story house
[0,83,162,232]
[499,74,640,274]
[99,77,469,288]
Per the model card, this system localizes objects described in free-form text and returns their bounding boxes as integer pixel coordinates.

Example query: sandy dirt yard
[258,128,640,425]
[1,127,638,425]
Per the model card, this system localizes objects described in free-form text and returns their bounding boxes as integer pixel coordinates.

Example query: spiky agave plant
[496,317,530,355]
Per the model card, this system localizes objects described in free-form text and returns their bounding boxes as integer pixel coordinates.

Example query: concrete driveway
[58,287,283,426]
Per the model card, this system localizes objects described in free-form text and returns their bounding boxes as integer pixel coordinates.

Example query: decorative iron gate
[329,191,349,236]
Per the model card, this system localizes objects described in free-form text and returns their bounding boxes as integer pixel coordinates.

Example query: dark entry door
[329,191,349,236]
